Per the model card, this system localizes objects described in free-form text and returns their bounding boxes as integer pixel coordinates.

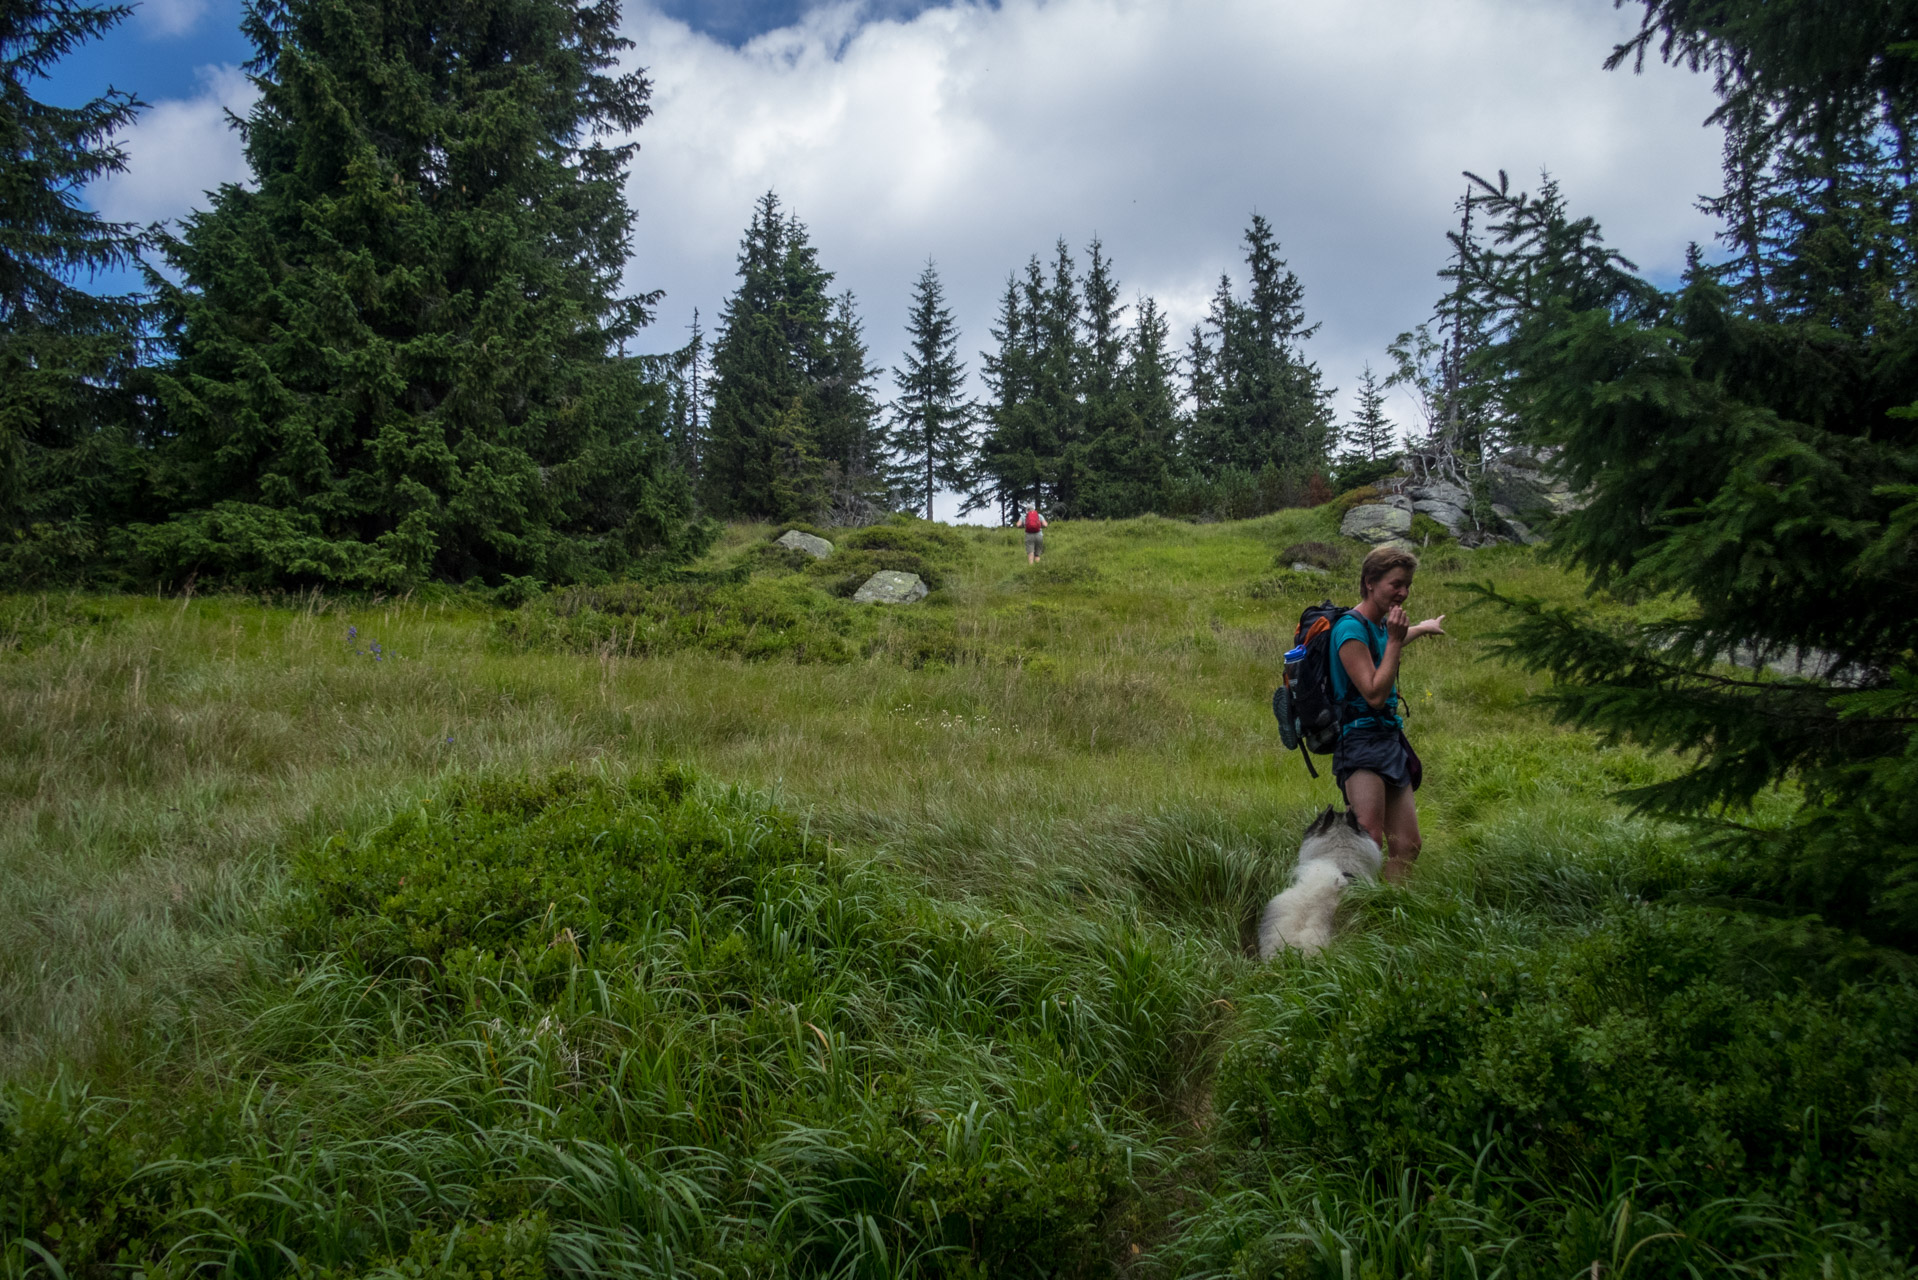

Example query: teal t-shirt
[1328,612,1401,734]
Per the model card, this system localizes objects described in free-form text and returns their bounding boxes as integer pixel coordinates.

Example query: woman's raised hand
[1385,605,1409,645]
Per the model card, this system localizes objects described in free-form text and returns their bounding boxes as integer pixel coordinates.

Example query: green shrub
[495,520,973,667]
[1330,454,1402,494]
[495,575,962,666]
[291,764,817,971]
[0,593,115,655]
[1278,541,1348,572]
[1407,512,1454,545]
[1216,902,1918,1254]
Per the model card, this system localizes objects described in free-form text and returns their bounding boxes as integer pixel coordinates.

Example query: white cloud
[90,63,255,227]
[618,0,1727,475]
[136,0,213,38]
[78,0,1728,523]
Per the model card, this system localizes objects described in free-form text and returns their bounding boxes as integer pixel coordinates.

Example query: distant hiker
[1331,545,1444,883]
[1022,503,1048,563]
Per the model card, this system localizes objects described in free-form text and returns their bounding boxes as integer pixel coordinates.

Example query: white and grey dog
[1257,805,1383,958]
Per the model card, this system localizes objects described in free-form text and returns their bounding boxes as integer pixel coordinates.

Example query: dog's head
[1303,805,1364,839]
[1298,805,1383,880]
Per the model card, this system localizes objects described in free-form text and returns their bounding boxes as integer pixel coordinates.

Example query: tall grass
[3,513,1911,1277]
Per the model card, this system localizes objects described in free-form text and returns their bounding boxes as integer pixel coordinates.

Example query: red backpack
[1024,510,1043,532]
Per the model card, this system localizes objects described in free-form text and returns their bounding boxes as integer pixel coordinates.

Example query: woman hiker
[1331,544,1445,883]
[1022,502,1048,564]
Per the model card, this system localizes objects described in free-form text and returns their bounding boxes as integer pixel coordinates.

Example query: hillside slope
[2,513,1912,1277]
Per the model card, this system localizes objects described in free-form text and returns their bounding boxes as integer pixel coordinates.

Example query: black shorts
[1333,723,1422,794]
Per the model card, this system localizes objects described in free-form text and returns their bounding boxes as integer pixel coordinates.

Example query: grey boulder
[1490,503,1543,546]
[1339,503,1412,544]
[1486,447,1586,518]
[853,570,927,604]
[1408,480,1471,509]
[775,529,834,558]
[1408,480,1474,534]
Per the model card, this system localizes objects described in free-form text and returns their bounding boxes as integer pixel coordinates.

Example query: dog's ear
[1343,809,1362,834]
[1310,805,1335,835]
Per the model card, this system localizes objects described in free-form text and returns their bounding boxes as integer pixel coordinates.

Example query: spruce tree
[1468,0,1918,944]
[887,260,970,520]
[971,252,1078,520]
[1184,216,1332,485]
[1031,241,1085,514]
[1074,237,1134,517]
[646,307,707,483]
[1343,363,1395,461]
[704,193,877,521]
[0,0,147,577]
[813,292,883,521]
[966,273,1041,522]
[144,0,699,589]
[1106,294,1178,515]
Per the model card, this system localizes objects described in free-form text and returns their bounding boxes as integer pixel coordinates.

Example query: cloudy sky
[51,0,1727,521]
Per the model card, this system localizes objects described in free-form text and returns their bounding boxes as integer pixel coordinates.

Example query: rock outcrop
[1407,480,1472,536]
[1486,447,1585,519]
[1338,500,1412,544]
[852,570,927,604]
[775,529,834,558]
[1489,503,1542,546]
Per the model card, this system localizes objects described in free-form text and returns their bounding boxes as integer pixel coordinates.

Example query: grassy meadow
[2,509,1913,1278]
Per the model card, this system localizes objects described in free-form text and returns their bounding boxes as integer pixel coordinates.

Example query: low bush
[1211,899,1918,1268]
[0,593,115,654]
[495,516,972,666]
[1408,512,1455,545]
[1278,541,1348,572]
[497,575,962,666]
[1330,454,1402,494]
[4,769,1208,1278]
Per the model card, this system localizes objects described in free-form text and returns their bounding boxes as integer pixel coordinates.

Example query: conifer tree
[1100,294,1178,515]
[813,292,884,521]
[887,260,970,520]
[1468,0,1918,944]
[966,273,1040,522]
[1343,363,1395,461]
[1183,324,1215,415]
[1184,216,1332,482]
[1031,241,1085,514]
[971,250,1080,520]
[644,307,708,486]
[0,0,147,575]
[704,193,877,521]
[144,0,700,588]
[1073,237,1135,517]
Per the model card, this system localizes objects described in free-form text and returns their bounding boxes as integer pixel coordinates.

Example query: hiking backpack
[1272,600,1351,778]
[1024,509,1043,532]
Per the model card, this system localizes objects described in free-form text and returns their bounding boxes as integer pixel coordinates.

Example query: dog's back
[1258,859,1349,957]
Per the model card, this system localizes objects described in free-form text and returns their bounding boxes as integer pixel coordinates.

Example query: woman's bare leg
[1343,770,1386,846]
[1380,784,1422,882]
[1341,770,1421,883]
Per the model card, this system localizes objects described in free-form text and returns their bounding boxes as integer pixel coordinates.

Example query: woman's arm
[1339,608,1407,710]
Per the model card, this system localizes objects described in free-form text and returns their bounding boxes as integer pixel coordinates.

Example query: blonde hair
[1358,544,1419,597]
